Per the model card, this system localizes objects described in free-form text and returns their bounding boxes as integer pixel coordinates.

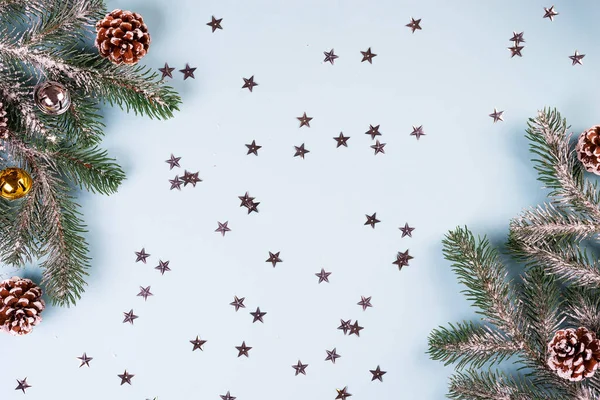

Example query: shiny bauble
[0,167,33,200]
[33,81,71,116]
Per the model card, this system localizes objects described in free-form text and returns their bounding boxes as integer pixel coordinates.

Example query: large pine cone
[95,9,150,65]
[547,327,600,381]
[576,125,600,175]
[0,277,45,336]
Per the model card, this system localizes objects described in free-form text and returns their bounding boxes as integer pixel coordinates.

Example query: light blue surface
[2,0,600,399]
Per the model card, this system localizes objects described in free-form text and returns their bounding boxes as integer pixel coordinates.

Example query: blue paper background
[2,0,600,399]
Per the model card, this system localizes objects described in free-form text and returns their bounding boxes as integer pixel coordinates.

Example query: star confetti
[365,124,382,140]
[155,260,171,275]
[543,5,558,21]
[508,45,524,58]
[292,360,309,376]
[123,309,138,325]
[242,76,258,92]
[169,175,183,191]
[410,125,426,140]
[235,341,252,357]
[370,365,387,382]
[364,213,380,228]
[489,108,504,123]
[215,221,231,236]
[77,352,93,368]
[250,307,267,323]
[336,386,352,400]
[266,251,282,267]
[569,50,585,66]
[181,170,202,187]
[137,286,153,301]
[325,348,341,364]
[297,112,313,128]
[165,154,181,169]
[207,16,223,32]
[509,31,525,43]
[333,132,350,148]
[315,268,332,283]
[179,63,196,80]
[360,47,377,64]
[190,336,207,351]
[158,63,175,79]
[239,192,260,214]
[294,143,310,158]
[135,248,150,264]
[15,378,31,393]
[230,296,246,311]
[349,320,364,337]
[370,140,386,155]
[220,392,236,400]
[118,370,134,385]
[323,49,339,64]
[399,223,415,238]
[338,319,352,335]
[406,17,422,33]
[393,249,414,271]
[357,296,372,311]
[245,140,262,156]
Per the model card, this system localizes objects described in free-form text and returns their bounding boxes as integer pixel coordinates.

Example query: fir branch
[428,321,521,370]
[564,287,600,335]
[526,108,600,221]
[52,93,105,146]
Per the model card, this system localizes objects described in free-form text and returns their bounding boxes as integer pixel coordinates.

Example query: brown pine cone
[576,125,600,175]
[0,276,45,336]
[547,327,600,381]
[95,9,150,65]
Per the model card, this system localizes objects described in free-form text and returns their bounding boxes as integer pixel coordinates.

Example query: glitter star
[250,307,267,323]
[297,112,313,128]
[215,221,231,236]
[508,45,524,58]
[393,249,413,271]
[190,336,207,351]
[235,341,252,357]
[137,286,153,301]
[325,348,341,364]
[207,16,223,32]
[242,76,258,92]
[294,143,310,159]
[364,213,380,228]
[181,170,202,187]
[165,154,181,169]
[399,223,415,238]
[370,140,386,155]
[15,378,31,393]
[292,360,309,376]
[410,125,426,140]
[361,47,377,63]
[336,386,352,400]
[370,365,387,382]
[323,49,339,64]
[365,124,381,140]
[135,248,150,264]
[315,268,332,283]
[77,352,93,368]
[158,63,175,79]
[509,31,525,43]
[266,251,282,267]
[155,260,171,275]
[489,108,504,123]
[406,17,422,33]
[569,50,585,66]
[118,370,134,385]
[123,309,138,325]
[169,175,183,191]
[230,296,246,311]
[357,296,372,311]
[220,391,236,400]
[349,321,364,337]
[338,319,352,335]
[245,140,262,156]
[333,132,350,148]
[179,63,196,80]
[543,5,558,21]
[239,192,260,214]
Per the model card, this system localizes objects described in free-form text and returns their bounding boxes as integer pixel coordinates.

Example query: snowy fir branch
[0,0,181,306]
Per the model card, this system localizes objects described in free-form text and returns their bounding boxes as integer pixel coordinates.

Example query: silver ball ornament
[33,81,71,116]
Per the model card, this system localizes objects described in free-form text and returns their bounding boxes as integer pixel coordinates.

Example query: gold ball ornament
[33,81,71,116]
[0,167,33,200]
